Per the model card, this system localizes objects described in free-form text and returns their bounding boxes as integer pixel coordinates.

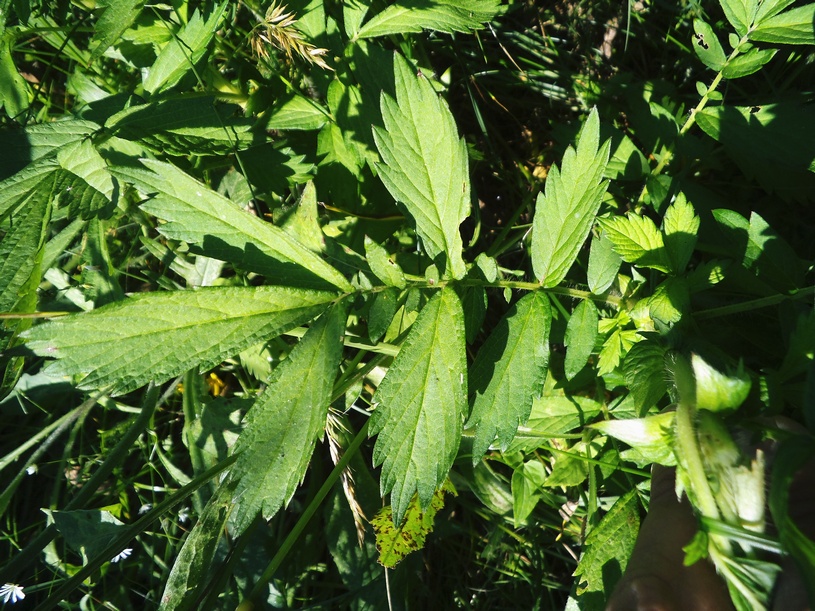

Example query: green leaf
[229,302,347,533]
[368,287,400,343]
[55,138,116,219]
[590,413,676,467]
[370,288,467,524]
[622,340,667,415]
[265,93,331,131]
[373,53,469,279]
[372,480,455,568]
[564,300,599,380]
[357,0,501,39]
[111,159,352,291]
[365,236,407,288]
[22,285,338,394]
[142,3,227,94]
[0,35,30,119]
[107,96,256,156]
[751,4,815,45]
[722,48,777,78]
[44,509,125,564]
[598,213,671,273]
[754,0,796,23]
[646,277,690,325]
[587,231,622,294]
[343,0,371,38]
[511,460,547,527]
[90,0,145,60]
[276,181,325,253]
[466,292,551,462]
[662,194,699,273]
[532,108,610,287]
[159,481,236,611]
[692,19,727,71]
[573,490,639,597]
[509,394,603,453]
[719,0,757,36]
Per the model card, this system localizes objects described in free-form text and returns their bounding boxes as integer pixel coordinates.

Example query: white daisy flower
[110,548,132,563]
[0,583,25,604]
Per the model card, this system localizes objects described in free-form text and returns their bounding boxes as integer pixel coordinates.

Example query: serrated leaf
[622,340,667,415]
[372,480,455,568]
[590,413,676,467]
[229,302,346,533]
[692,19,727,71]
[722,47,777,78]
[587,231,622,294]
[159,481,236,611]
[647,277,689,325]
[751,4,815,45]
[466,292,551,462]
[365,236,406,288]
[357,0,501,39]
[662,194,699,273]
[107,96,256,156]
[508,394,603,453]
[532,108,610,287]
[112,159,351,291]
[55,138,116,219]
[373,54,469,279]
[719,0,758,36]
[90,0,145,60]
[598,214,671,273]
[564,300,599,380]
[23,285,338,394]
[370,288,466,524]
[143,3,227,94]
[368,287,400,342]
[276,181,324,253]
[573,489,639,597]
[266,93,331,131]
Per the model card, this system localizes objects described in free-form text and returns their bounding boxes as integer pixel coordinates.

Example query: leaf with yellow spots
[372,480,456,568]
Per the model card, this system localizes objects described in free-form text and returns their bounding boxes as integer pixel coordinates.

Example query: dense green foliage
[1,0,815,609]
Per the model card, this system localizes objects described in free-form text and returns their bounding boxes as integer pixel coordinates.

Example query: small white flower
[0,583,25,604]
[111,548,132,563]
[25,465,37,475]
[138,503,152,515]
[177,507,190,524]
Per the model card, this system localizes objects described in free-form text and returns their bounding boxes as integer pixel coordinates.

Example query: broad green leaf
[229,302,347,533]
[692,19,727,71]
[373,54,469,279]
[90,0,145,60]
[370,288,467,524]
[55,139,116,219]
[466,292,551,462]
[511,460,546,527]
[0,157,59,221]
[266,93,331,131]
[111,159,352,291]
[0,188,50,313]
[598,328,641,376]
[357,0,501,39]
[532,108,610,287]
[508,394,603,453]
[44,509,125,564]
[598,213,671,273]
[107,96,256,156]
[276,181,325,253]
[719,0,757,36]
[647,277,689,325]
[0,118,98,176]
[22,285,338,394]
[372,480,455,568]
[0,35,29,119]
[722,48,777,78]
[368,287,400,343]
[365,236,407,288]
[692,354,751,412]
[564,300,598,380]
[573,490,639,597]
[751,4,815,44]
[159,481,236,611]
[622,340,667,415]
[754,0,797,23]
[142,3,227,94]
[662,195,699,273]
[587,231,622,294]
[343,0,371,38]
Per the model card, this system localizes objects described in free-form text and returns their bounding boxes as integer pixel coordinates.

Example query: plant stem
[674,399,720,521]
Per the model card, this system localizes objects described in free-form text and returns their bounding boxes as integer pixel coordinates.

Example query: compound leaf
[373,53,469,279]
[598,213,672,273]
[370,288,466,524]
[357,0,501,39]
[532,108,610,287]
[22,285,338,394]
[466,292,551,462]
[112,159,351,291]
[228,302,347,533]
